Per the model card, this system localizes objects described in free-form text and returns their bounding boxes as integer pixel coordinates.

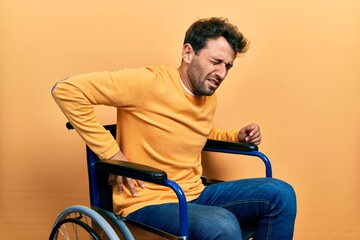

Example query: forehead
[200,37,236,63]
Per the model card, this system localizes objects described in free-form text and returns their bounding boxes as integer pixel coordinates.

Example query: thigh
[193,178,294,223]
[193,177,296,239]
[127,202,242,240]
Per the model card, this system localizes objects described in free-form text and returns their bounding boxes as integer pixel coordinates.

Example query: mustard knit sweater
[52,65,240,216]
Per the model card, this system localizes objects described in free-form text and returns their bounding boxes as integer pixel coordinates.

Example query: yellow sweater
[52,65,240,216]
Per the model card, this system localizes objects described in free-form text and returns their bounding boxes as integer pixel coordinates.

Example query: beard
[187,59,217,96]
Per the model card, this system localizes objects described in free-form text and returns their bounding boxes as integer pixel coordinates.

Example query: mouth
[207,78,220,89]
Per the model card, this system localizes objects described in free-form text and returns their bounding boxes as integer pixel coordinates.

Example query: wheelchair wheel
[49,205,120,240]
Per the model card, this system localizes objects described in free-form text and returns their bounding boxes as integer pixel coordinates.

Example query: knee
[214,209,242,237]
[190,207,242,240]
[267,178,297,219]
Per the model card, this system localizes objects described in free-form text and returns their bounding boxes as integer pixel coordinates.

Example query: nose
[215,64,228,80]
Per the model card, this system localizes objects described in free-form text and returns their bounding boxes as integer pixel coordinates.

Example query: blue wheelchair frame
[70,123,272,239]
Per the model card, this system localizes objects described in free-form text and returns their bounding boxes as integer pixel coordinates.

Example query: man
[52,17,296,239]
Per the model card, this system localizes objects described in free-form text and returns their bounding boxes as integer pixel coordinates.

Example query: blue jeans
[127,178,296,240]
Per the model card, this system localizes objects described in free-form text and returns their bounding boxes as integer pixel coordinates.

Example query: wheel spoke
[57,225,70,240]
[49,206,119,239]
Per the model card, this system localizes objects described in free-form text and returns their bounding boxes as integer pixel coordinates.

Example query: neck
[178,64,195,96]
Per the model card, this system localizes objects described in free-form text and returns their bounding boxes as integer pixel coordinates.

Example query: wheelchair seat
[49,123,272,240]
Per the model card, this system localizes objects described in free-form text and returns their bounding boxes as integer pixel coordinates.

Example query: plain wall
[1,0,359,239]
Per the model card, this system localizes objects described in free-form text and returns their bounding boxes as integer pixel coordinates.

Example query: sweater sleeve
[51,67,156,159]
[208,128,240,142]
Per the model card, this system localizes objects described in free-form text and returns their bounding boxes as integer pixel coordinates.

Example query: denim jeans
[127,178,297,240]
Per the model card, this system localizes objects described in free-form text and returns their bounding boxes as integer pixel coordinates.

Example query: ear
[182,43,194,64]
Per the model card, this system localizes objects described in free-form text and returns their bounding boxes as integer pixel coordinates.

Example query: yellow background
[1,0,359,239]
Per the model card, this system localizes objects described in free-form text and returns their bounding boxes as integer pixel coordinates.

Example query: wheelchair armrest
[204,139,258,152]
[94,160,167,185]
[203,139,272,178]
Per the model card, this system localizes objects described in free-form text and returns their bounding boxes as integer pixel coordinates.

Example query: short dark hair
[183,17,249,55]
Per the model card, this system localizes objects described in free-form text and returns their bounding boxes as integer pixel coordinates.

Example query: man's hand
[238,123,261,145]
[107,151,145,196]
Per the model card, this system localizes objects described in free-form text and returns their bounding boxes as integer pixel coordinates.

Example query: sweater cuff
[99,143,120,160]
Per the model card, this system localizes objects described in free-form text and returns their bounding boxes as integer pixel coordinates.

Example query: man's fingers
[248,125,261,142]
[250,130,260,139]
[108,174,114,185]
[107,153,145,196]
[126,178,137,196]
[125,179,146,196]
[109,174,124,193]
[115,176,123,192]
[249,124,259,134]
[109,175,146,196]
[252,136,261,145]
[137,180,146,189]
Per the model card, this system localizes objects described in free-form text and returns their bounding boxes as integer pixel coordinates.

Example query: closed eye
[210,59,232,70]
[210,60,221,65]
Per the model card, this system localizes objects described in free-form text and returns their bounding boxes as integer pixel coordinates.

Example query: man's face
[186,37,236,96]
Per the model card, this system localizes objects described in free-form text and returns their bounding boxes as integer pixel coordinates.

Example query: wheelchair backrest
[86,124,117,211]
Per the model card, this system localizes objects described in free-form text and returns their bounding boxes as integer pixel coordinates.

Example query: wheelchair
[49,123,272,240]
